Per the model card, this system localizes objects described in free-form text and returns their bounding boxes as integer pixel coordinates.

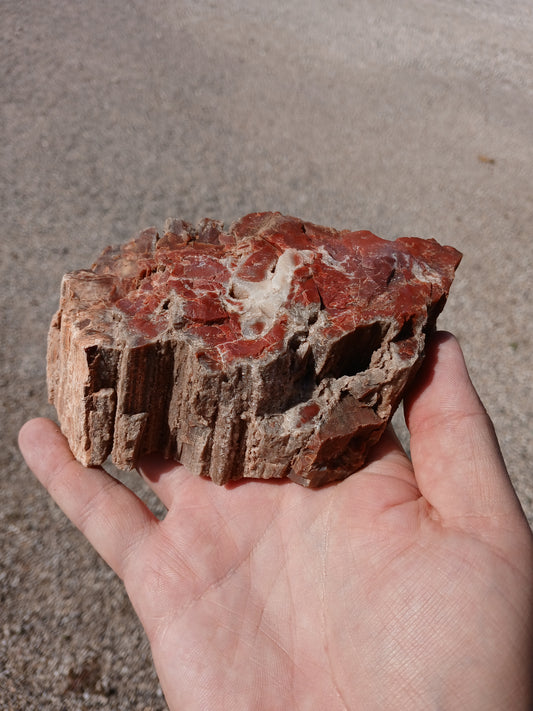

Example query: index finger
[19,418,156,580]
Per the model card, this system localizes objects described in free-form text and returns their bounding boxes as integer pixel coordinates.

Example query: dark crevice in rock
[317,322,383,380]
[393,316,415,342]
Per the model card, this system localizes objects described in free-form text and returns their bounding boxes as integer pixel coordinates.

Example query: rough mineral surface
[47,212,461,487]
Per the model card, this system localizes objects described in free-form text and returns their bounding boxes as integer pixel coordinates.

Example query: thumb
[404,332,524,524]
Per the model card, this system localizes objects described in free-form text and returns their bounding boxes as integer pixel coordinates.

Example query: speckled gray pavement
[2,1,532,707]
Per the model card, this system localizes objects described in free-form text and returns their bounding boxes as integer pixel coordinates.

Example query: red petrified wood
[47,212,461,486]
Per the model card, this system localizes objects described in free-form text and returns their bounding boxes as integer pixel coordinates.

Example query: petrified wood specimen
[48,212,461,487]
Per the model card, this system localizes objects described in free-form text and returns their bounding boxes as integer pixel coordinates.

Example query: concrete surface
[1,0,532,707]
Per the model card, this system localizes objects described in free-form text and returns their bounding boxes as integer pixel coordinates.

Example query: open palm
[19,333,533,710]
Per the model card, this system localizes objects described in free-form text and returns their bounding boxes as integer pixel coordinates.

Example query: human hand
[19,333,533,710]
